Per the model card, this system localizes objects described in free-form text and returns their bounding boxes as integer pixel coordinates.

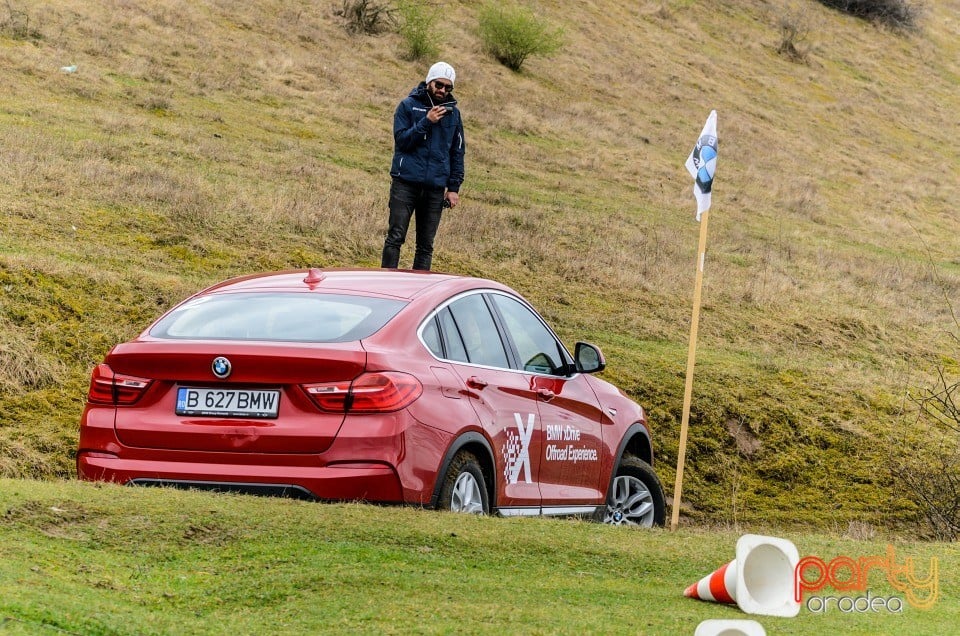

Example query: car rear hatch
[107,341,366,454]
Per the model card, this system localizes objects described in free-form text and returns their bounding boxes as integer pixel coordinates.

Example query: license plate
[176,387,280,419]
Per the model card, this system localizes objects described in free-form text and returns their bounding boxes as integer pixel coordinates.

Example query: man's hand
[426,105,448,123]
[445,192,460,209]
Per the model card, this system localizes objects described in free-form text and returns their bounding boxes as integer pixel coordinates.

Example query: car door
[488,293,605,508]
[433,292,544,512]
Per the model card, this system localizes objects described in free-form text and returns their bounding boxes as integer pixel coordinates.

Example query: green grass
[1,479,957,635]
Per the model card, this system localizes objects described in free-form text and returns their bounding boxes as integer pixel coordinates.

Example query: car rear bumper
[77,451,404,503]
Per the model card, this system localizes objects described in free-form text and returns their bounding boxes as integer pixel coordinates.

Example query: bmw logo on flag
[695,138,718,193]
[212,356,232,379]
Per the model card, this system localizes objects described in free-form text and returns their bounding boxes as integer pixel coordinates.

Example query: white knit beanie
[425,62,456,87]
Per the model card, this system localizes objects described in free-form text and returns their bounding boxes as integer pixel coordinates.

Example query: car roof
[199,268,514,302]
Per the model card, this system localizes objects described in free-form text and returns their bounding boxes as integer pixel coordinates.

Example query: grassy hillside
[1,0,958,530]
[1,479,956,635]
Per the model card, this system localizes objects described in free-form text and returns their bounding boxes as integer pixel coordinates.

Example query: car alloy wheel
[601,454,666,527]
[438,451,489,515]
[451,472,484,513]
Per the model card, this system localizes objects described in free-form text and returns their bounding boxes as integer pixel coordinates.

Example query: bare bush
[0,0,42,40]
[915,364,960,434]
[894,437,960,540]
[816,0,924,30]
[893,336,960,539]
[776,6,814,63]
[334,0,395,35]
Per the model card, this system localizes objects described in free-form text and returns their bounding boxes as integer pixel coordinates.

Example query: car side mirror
[574,342,606,374]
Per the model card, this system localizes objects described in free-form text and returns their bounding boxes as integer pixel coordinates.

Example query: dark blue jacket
[390,83,465,192]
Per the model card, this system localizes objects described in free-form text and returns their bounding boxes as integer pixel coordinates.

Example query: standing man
[381,61,465,271]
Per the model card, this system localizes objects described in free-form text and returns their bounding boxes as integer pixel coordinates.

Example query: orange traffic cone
[685,559,738,604]
[684,534,801,617]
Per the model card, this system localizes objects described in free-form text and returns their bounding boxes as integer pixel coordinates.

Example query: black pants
[381,178,445,271]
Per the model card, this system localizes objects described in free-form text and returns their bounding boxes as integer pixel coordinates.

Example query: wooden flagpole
[670,209,710,531]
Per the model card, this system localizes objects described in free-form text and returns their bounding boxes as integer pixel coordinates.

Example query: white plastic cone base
[694,619,766,636]
[734,534,800,617]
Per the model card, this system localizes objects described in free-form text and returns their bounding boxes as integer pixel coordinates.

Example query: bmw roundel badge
[212,356,232,379]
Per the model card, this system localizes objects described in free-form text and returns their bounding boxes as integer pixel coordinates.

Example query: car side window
[421,316,442,357]
[490,294,567,376]
[437,308,468,363]
[447,295,510,369]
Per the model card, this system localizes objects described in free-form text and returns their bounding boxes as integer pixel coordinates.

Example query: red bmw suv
[78,268,665,526]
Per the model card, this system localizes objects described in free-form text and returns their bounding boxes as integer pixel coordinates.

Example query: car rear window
[150,292,406,343]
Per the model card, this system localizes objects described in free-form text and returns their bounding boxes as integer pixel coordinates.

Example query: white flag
[685,110,718,221]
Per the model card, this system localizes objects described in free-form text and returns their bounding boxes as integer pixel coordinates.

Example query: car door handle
[466,376,488,389]
[536,388,556,401]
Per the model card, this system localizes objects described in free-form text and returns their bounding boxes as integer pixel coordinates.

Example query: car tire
[600,454,666,528]
[437,451,489,515]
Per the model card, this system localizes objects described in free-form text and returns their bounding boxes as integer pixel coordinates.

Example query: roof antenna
[303,268,326,285]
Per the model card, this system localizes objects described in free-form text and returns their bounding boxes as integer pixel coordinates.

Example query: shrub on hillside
[776,6,815,63]
[395,0,441,61]
[0,1,42,40]
[895,439,960,541]
[817,0,924,30]
[335,0,396,35]
[477,4,563,72]
[893,343,960,540]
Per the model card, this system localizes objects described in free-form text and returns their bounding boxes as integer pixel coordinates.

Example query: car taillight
[302,372,422,413]
[87,363,152,405]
